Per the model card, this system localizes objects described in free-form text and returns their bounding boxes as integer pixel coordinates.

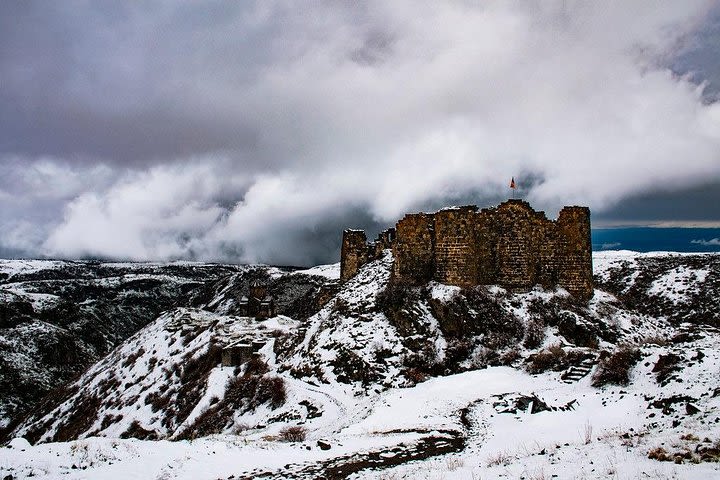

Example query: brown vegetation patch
[174,345,222,422]
[52,394,102,442]
[176,364,287,440]
[592,346,641,387]
[652,353,683,385]
[649,437,720,464]
[122,347,146,368]
[526,345,592,374]
[278,425,307,442]
[120,420,159,440]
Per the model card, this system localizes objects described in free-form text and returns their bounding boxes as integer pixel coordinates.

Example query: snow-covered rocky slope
[0,260,333,435]
[2,251,719,479]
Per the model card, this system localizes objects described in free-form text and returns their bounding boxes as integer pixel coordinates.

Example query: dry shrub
[174,345,222,421]
[445,456,464,471]
[499,347,521,366]
[180,345,221,385]
[403,368,427,384]
[120,420,159,440]
[224,372,287,410]
[244,357,269,377]
[289,362,326,381]
[443,339,473,369]
[641,335,669,346]
[403,342,438,369]
[592,346,641,387]
[256,376,287,408]
[145,390,172,413]
[331,347,380,385]
[52,394,102,442]
[376,281,414,315]
[487,450,513,467]
[178,374,288,440]
[331,298,351,315]
[469,346,498,369]
[526,344,567,374]
[279,425,307,442]
[523,316,546,349]
[273,331,303,361]
[648,446,670,462]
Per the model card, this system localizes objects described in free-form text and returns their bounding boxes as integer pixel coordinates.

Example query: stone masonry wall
[393,214,435,285]
[340,230,368,282]
[340,200,593,300]
[556,206,593,300]
[434,207,479,288]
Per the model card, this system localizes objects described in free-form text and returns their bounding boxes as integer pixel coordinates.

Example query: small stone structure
[221,339,268,367]
[238,281,276,319]
[221,342,254,367]
[340,199,593,301]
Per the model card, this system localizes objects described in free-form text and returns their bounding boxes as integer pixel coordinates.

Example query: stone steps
[561,357,597,383]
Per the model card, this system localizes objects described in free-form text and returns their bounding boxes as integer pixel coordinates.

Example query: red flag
[510,177,516,189]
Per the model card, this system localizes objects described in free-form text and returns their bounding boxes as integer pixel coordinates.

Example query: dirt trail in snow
[233,430,465,480]
[228,401,487,479]
[285,379,377,437]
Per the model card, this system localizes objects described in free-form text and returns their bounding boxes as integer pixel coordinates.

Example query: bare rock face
[341,200,593,301]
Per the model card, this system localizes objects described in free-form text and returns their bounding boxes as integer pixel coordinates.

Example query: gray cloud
[672,4,720,100]
[1,1,720,265]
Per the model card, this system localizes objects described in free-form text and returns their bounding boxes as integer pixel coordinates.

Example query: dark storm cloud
[672,3,720,101]
[0,1,389,167]
[596,180,720,226]
[1,1,720,264]
[0,2,269,165]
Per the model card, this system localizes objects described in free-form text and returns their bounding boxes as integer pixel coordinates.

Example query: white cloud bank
[2,1,720,264]
[691,238,720,246]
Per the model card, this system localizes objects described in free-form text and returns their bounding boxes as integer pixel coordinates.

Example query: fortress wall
[538,223,562,289]
[492,201,545,289]
[434,207,479,287]
[393,213,435,284]
[341,200,593,301]
[340,230,369,281]
[557,206,593,300]
[474,212,499,284]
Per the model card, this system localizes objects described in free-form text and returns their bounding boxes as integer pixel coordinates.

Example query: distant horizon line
[592,221,720,229]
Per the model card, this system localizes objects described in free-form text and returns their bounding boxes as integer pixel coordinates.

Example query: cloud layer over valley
[2,1,720,264]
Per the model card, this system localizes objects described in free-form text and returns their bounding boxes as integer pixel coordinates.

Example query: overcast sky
[1,1,720,265]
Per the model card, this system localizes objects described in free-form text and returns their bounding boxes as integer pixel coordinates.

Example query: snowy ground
[4,329,719,480]
[2,251,719,479]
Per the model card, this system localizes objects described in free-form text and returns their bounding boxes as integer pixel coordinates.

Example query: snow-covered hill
[0,260,239,432]
[0,260,333,435]
[594,250,720,326]
[1,251,719,479]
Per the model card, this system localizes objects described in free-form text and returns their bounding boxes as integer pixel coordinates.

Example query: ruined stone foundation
[340,200,593,301]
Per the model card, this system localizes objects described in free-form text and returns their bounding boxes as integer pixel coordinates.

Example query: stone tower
[340,230,369,281]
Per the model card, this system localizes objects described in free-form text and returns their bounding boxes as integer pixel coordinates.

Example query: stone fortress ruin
[341,199,593,301]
